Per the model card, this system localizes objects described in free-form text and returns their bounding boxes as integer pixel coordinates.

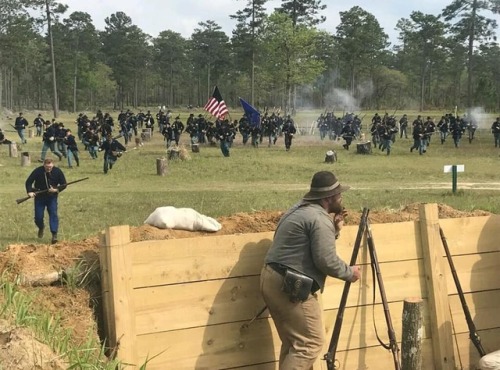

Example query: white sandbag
[144,206,222,232]
[479,350,500,370]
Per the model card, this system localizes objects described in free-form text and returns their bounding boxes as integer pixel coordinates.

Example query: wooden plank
[333,339,435,370]
[130,233,274,287]
[104,225,138,366]
[133,276,266,335]
[454,328,500,370]
[323,259,427,309]
[322,301,432,351]
[136,319,278,369]
[134,303,431,369]
[419,203,455,370]
[440,215,500,255]
[449,290,500,333]
[133,258,427,335]
[99,230,115,350]
[135,317,436,370]
[129,221,421,288]
[337,220,422,264]
[443,252,500,293]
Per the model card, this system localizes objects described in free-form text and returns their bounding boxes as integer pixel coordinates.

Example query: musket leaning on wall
[324,207,370,370]
[439,227,486,358]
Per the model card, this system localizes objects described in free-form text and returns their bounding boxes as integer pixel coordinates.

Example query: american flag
[204,86,229,119]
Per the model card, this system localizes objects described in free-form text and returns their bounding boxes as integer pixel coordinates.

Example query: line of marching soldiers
[180,112,298,155]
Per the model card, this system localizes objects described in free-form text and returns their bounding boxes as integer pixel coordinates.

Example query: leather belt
[267,262,288,276]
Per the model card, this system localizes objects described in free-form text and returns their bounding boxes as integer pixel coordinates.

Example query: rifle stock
[440,227,486,357]
[324,207,370,370]
[16,177,89,204]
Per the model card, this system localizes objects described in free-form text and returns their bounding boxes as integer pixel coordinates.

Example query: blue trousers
[220,140,230,157]
[34,196,58,233]
[16,128,27,143]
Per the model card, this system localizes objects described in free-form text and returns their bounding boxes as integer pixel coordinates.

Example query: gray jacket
[265,201,353,292]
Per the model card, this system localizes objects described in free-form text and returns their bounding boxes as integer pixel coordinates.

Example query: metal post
[452,165,457,193]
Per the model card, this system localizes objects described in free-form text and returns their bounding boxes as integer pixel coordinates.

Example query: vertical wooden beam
[102,225,138,367]
[419,203,455,370]
[99,231,115,354]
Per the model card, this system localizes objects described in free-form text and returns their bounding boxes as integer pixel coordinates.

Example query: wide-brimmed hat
[303,171,350,200]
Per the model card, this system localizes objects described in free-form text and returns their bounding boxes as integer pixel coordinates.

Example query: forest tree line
[0,0,499,117]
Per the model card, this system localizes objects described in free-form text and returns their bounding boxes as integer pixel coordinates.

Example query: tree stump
[402,297,423,370]
[21,152,31,166]
[356,141,372,154]
[168,148,179,160]
[325,150,337,163]
[141,128,152,142]
[156,157,167,176]
[9,142,18,158]
[191,144,200,153]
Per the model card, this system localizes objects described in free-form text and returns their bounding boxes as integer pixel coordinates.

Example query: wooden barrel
[191,144,200,153]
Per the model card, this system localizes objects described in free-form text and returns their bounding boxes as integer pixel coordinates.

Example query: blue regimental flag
[239,98,261,127]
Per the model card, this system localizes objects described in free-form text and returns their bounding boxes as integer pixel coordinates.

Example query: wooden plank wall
[100,204,500,370]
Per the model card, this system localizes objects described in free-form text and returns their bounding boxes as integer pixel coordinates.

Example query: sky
[55,0,484,45]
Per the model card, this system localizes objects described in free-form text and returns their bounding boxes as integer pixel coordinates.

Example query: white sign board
[443,165,465,173]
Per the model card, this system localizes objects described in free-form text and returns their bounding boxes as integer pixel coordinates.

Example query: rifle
[16,177,89,205]
[366,219,401,370]
[324,207,370,370]
[439,227,486,357]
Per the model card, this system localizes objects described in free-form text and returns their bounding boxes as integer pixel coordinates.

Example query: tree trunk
[467,0,477,108]
[46,0,59,118]
[0,65,3,111]
[401,297,423,370]
[73,55,78,113]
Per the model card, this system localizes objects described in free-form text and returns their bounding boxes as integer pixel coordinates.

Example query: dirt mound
[0,204,491,367]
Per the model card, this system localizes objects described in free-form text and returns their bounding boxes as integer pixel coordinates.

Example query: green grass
[0,108,499,368]
[1,109,499,249]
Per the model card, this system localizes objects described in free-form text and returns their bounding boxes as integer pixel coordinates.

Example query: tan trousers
[260,265,324,370]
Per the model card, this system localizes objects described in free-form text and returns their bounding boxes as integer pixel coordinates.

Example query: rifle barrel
[440,227,486,357]
[324,207,370,370]
[16,177,89,205]
[366,220,401,370]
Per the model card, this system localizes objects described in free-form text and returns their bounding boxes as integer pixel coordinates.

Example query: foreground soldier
[25,158,66,244]
[260,171,361,369]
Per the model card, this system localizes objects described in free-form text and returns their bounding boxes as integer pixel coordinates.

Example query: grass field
[1,109,499,250]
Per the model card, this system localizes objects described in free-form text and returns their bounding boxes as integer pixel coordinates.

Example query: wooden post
[168,148,180,160]
[419,203,455,370]
[135,137,142,147]
[402,297,423,370]
[9,142,18,158]
[28,129,34,138]
[141,128,151,142]
[156,157,167,176]
[21,152,30,166]
[100,225,138,366]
